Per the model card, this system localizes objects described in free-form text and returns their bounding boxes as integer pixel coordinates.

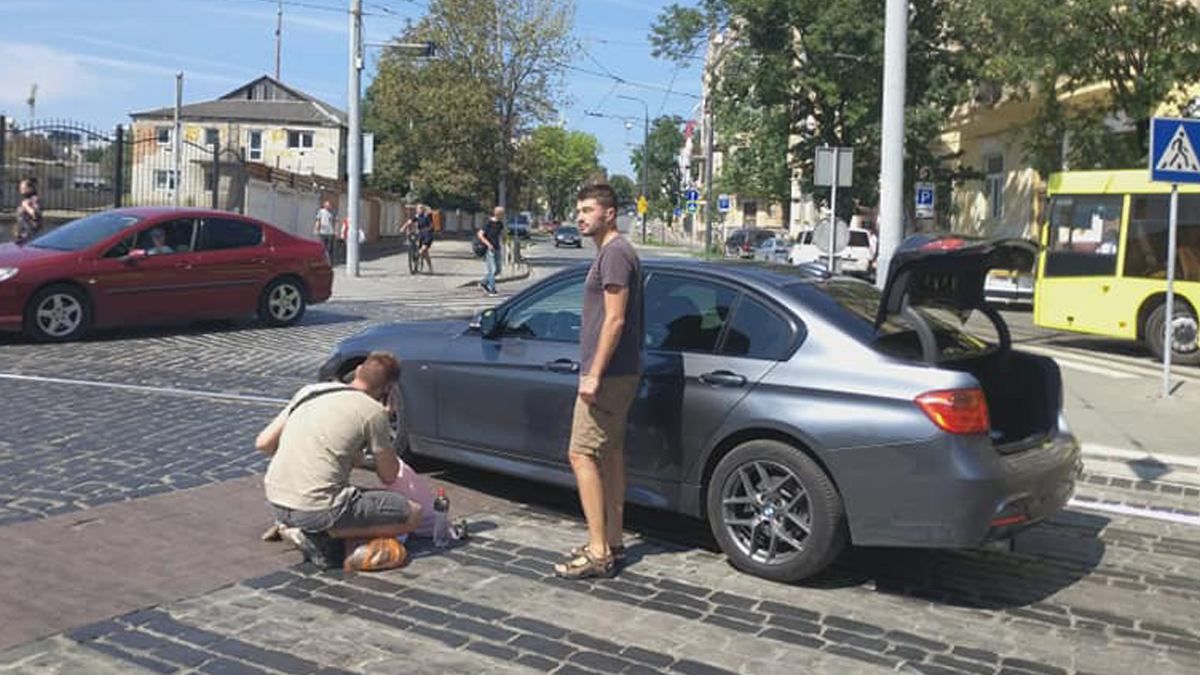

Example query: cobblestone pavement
[3,503,1199,675]
[2,242,1200,674]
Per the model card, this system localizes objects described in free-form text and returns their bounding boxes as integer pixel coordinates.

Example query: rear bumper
[837,418,1082,548]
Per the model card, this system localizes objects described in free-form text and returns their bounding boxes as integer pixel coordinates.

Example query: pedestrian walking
[254,351,423,570]
[13,177,43,245]
[314,200,335,259]
[554,183,644,580]
[477,206,505,296]
[402,204,435,273]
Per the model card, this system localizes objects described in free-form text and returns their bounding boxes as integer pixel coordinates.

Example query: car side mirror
[472,308,500,337]
[122,249,149,263]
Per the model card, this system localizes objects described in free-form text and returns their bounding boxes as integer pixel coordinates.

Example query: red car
[0,207,333,341]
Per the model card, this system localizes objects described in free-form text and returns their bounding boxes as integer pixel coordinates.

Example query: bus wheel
[1145,303,1200,367]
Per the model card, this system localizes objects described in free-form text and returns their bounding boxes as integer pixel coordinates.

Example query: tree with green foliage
[963,0,1200,175]
[517,125,601,220]
[607,174,637,209]
[651,1,988,225]
[630,116,685,228]
[365,0,575,209]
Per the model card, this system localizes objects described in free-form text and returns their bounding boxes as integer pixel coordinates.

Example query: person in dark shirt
[477,206,505,296]
[554,183,643,580]
[404,204,436,273]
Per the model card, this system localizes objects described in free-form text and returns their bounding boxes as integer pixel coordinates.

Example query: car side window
[197,218,263,251]
[720,296,796,360]
[133,219,196,254]
[644,273,736,353]
[502,275,584,342]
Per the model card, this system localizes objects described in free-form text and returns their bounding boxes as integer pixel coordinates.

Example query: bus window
[1124,195,1200,282]
[1044,194,1123,277]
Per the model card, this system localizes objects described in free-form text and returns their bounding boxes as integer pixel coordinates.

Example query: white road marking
[1068,498,1200,527]
[1081,443,1200,470]
[1047,357,1139,379]
[0,373,289,406]
[1020,343,1200,382]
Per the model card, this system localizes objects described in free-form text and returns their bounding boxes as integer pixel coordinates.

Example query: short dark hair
[577,183,617,212]
[358,351,401,390]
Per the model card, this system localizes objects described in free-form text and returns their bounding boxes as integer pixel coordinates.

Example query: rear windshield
[787,279,995,362]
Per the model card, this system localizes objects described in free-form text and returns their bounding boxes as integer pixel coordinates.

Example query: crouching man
[255,351,422,569]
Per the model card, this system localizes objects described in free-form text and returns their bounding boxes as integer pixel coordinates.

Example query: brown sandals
[567,542,625,561]
[554,547,615,579]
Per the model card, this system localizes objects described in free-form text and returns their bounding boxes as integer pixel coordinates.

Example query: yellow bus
[1034,169,1200,366]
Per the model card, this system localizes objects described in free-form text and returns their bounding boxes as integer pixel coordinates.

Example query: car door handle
[545,359,580,374]
[700,370,747,387]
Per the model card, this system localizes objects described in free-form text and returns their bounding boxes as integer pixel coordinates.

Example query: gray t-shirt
[316,208,335,235]
[580,235,643,376]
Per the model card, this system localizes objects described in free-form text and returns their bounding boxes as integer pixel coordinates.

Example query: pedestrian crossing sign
[1150,117,1200,184]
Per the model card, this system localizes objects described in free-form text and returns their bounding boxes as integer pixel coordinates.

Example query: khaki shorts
[569,375,640,459]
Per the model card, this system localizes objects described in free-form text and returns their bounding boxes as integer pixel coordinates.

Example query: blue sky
[0,0,702,178]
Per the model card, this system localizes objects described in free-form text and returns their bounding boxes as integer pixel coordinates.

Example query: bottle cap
[437,487,446,497]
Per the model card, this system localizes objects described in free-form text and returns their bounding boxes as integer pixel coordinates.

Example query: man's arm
[476,227,494,250]
[367,412,400,484]
[255,410,287,456]
[580,284,628,403]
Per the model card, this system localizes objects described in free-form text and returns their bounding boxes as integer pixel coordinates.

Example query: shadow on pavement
[417,457,1107,610]
[0,310,368,345]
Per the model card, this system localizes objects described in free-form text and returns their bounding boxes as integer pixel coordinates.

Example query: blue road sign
[685,188,700,202]
[674,207,682,218]
[914,182,935,218]
[1150,117,1200,184]
[686,201,698,214]
[717,194,731,213]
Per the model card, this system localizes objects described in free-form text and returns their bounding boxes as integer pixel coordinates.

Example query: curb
[456,263,534,289]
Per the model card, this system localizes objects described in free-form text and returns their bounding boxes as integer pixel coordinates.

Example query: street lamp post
[618,95,649,244]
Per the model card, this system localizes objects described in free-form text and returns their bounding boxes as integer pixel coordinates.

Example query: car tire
[24,284,92,342]
[259,277,307,327]
[1145,302,1200,366]
[707,439,847,582]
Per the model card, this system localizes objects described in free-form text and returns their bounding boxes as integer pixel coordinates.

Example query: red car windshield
[29,212,143,252]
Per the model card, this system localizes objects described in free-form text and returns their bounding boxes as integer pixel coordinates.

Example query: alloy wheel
[35,293,84,338]
[268,284,302,322]
[1170,314,1198,355]
[720,460,812,565]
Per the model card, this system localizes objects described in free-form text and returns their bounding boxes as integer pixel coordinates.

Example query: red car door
[87,218,200,326]
[189,216,271,318]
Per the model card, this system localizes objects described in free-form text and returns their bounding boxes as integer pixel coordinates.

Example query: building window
[154,170,178,191]
[985,154,1004,220]
[248,130,263,161]
[287,130,314,149]
[205,128,219,147]
[156,127,172,145]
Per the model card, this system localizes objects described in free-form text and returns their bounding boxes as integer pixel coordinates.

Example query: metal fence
[1,116,246,226]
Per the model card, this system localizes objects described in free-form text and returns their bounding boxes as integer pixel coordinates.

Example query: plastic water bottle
[432,488,451,548]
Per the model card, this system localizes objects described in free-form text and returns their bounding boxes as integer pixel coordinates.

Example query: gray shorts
[272,488,412,533]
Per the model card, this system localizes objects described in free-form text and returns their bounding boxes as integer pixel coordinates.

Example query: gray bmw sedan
[320,239,1081,582]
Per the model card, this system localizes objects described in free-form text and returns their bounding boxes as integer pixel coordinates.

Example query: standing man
[255,352,423,569]
[477,206,505,296]
[314,200,335,259]
[555,183,643,580]
[404,204,435,273]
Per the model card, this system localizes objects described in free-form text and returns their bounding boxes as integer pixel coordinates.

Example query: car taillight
[915,388,990,435]
[921,237,969,251]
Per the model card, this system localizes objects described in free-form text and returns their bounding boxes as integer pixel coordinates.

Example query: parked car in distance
[553,225,583,248]
[0,207,332,341]
[724,228,779,259]
[319,240,1080,582]
[754,235,792,264]
[790,226,877,279]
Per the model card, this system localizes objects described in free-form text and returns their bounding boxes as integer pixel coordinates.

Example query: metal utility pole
[876,0,908,288]
[173,73,183,209]
[619,95,649,243]
[703,105,715,256]
[346,0,363,276]
[275,0,283,80]
[496,4,506,212]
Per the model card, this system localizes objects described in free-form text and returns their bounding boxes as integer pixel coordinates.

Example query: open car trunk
[875,238,1060,451]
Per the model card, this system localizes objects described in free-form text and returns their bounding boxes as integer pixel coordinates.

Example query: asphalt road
[0,238,1197,675]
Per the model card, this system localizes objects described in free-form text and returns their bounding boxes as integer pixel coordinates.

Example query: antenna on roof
[274,0,283,80]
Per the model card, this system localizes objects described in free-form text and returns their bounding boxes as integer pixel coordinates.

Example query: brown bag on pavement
[343,537,408,572]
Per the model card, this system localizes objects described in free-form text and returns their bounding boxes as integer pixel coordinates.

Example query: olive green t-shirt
[263,383,391,511]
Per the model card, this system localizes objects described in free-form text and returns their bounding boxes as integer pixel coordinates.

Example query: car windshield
[788,279,994,362]
[558,226,578,234]
[849,231,870,247]
[28,212,143,252]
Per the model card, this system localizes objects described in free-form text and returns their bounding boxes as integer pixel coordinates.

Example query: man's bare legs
[568,452,609,557]
[600,446,625,550]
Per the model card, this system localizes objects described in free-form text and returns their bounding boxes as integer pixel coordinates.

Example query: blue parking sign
[914,182,935,218]
[685,188,700,202]
[1150,118,1200,184]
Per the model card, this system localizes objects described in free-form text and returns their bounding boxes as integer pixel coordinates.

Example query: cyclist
[402,204,435,273]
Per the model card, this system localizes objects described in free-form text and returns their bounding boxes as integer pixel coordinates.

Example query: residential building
[128,75,347,209]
